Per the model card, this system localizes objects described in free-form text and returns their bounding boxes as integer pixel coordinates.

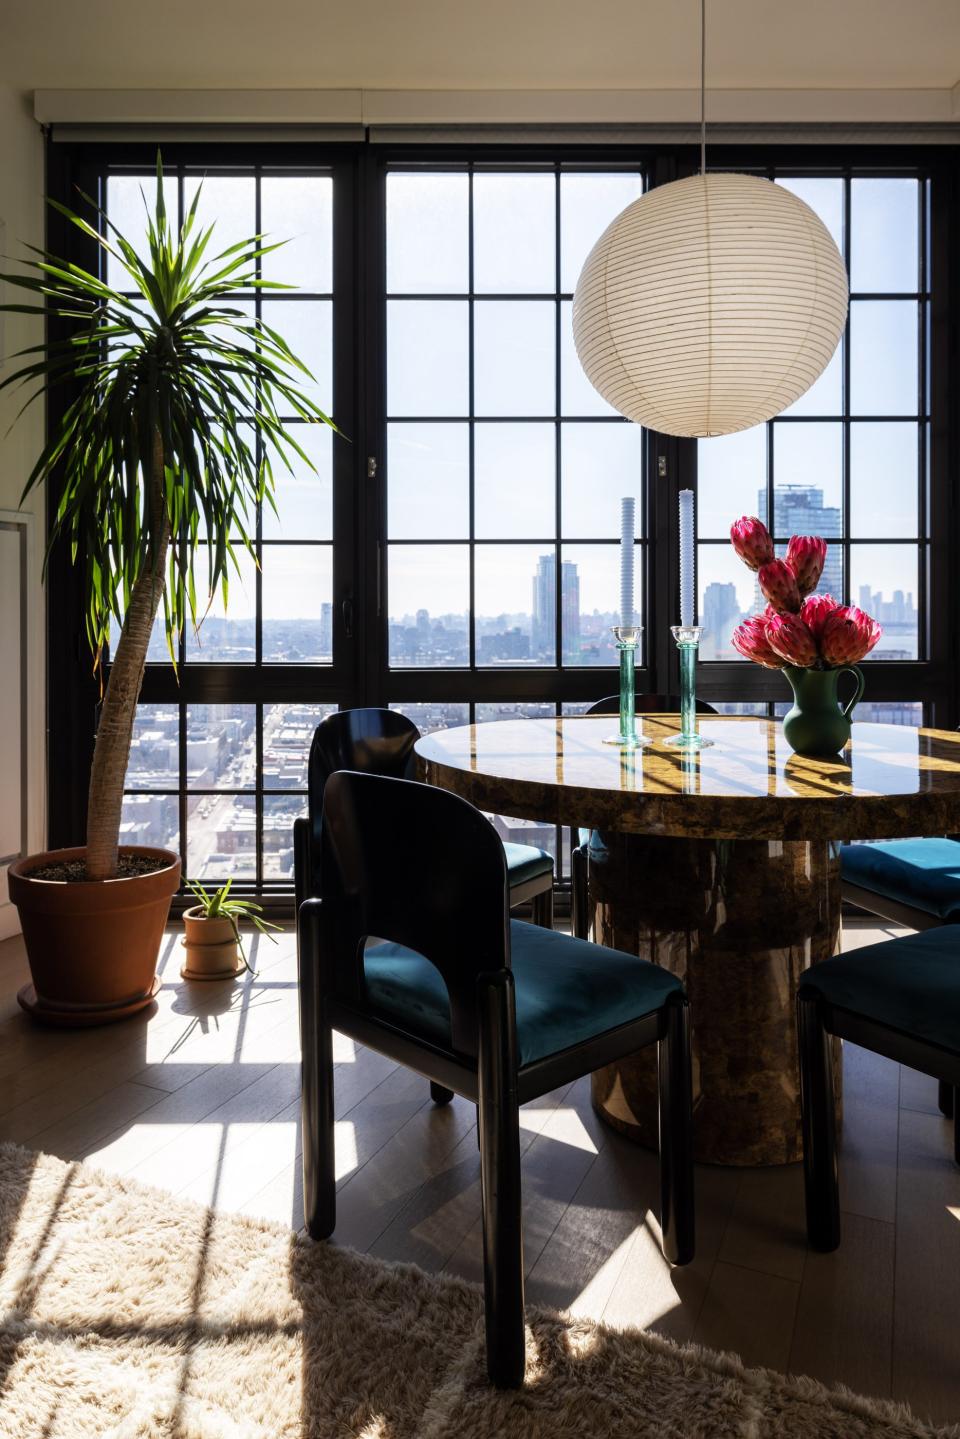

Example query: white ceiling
[3,0,959,93]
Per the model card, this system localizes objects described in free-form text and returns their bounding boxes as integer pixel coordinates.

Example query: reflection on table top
[414,716,960,841]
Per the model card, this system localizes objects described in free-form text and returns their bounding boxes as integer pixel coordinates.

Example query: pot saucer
[17,976,161,1028]
[179,939,244,982]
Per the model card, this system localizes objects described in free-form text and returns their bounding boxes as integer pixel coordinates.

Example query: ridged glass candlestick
[603,625,650,747]
[663,625,714,750]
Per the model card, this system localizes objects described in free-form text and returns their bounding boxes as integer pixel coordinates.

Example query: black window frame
[43,137,960,898]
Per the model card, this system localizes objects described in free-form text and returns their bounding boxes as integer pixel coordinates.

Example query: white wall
[0,87,46,939]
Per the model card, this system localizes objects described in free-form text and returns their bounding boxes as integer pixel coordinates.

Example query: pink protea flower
[731,615,786,669]
[758,559,802,615]
[785,536,828,597]
[800,592,839,642]
[765,613,819,667]
[730,516,774,572]
[820,605,883,666]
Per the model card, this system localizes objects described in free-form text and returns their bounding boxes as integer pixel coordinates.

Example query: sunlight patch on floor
[519,1106,598,1154]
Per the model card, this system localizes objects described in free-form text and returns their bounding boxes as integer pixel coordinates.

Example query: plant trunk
[85,432,170,881]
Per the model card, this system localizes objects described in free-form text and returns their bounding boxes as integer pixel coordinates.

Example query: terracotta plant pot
[180,907,245,981]
[7,844,181,1026]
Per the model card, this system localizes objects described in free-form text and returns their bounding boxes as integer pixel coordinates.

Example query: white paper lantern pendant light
[572,0,849,438]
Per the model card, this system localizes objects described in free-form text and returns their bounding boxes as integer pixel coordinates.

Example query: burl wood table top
[415,716,960,841]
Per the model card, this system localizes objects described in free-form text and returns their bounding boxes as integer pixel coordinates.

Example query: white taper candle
[619,497,635,626]
[679,489,694,627]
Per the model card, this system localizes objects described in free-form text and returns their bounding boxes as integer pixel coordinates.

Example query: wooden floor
[2,917,959,1425]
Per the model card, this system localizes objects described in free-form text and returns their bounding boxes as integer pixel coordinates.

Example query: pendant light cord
[700,0,707,175]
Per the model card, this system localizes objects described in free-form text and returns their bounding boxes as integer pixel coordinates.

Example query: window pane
[185,547,257,663]
[121,794,179,855]
[698,545,756,661]
[773,425,842,537]
[851,179,919,294]
[697,427,767,538]
[389,701,470,735]
[125,705,179,789]
[562,423,643,539]
[850,301,918,415]
[260,174,333,293]
[561,544,632,666]
[473,173,555,294]
[388,544,469,666]
[183,175,256,282]
[387,301,469,416]
[849,545,919,659]
[261,545,332,663]
[476,702,556,722]
[560,173,644,293]
[857,700,923,726]
[779,340,843,418]
[263,703,336,790]
[106,173,178,291]
[387,173,469,294]
[187,705,256,790]
[850,422,919,538]
[388,423,469,539]
[475,545,552,665]
[261,299,332,412]
[263,423,333,540]
[560,300,619,416]
[187,794,256,881]
[475,423,555,539]
[263,795,306,879]
[776,177,844,252]
[474,301,555,416]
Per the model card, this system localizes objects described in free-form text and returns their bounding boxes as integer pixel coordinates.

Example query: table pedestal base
[588,833,842,1166]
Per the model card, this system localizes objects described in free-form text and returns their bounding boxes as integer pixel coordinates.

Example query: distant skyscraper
[319,601,332,657]
[702,581,744,660]
[532,554,579,661]
[759,484,843,603]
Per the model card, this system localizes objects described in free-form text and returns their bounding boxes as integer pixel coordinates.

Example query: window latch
[367,456,378,479]
[342,596,354,639]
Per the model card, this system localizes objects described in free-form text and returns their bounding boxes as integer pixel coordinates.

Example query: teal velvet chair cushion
[799,926,960,1055]
[363,919,681,1066]
[503,843,553,887]
[840,838,960,921]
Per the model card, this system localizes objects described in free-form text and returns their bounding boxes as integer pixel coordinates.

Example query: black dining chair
[797,926,960,1252]
[299,770,695,1388]
[840,834,960,1118]
[293,708,555,927]
[569,694,719,941]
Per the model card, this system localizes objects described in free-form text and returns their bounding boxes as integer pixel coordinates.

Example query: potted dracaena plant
[1,158,334,1025]
[181,879,281,981]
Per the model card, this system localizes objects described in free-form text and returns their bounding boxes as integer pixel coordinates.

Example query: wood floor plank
[892,1105,960,1424]
[789,1211,894,1398]
[694,1261,800,1373]
[716,1163,808,1283]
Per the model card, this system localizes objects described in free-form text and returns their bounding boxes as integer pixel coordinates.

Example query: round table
[415,715,960,1167]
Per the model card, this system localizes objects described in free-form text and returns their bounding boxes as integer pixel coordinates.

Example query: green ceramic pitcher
[781,665,865,757]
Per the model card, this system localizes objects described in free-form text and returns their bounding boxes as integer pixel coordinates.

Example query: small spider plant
[184,878,281,975]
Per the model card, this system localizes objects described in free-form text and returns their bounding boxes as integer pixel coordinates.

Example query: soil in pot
[7,845,181,1027]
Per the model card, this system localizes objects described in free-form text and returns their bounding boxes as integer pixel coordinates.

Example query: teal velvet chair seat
[364,918,682,1067]
[800,925,960,1055]
[840,838,960,923]
[796,925,960,1251]
[502,843,553,889]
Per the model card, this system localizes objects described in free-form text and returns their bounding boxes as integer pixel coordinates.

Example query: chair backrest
[319,770,510,1056]
[585,694,719,716]
[301,709,420,900]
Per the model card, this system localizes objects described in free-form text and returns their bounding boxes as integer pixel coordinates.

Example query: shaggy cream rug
[0,1143,956,1439]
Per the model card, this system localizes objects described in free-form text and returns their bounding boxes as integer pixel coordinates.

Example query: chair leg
[299,903,336,1241]
[530,881,554,930]
[939,1080,954,1118]
[430,1081,454,1105]
[570,845,588,941]
[657,996,695,1266]
[954,1090,960,1168]
[477,970,525,1389]
[797,991,840,1252]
